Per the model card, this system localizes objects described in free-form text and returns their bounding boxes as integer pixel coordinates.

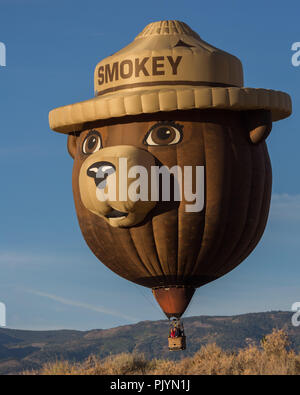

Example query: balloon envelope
[71,110,272,317]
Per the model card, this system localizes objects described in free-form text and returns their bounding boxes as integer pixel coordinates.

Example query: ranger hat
[49,20,292,134]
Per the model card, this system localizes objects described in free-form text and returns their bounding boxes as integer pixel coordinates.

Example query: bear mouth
[105,209,129,219]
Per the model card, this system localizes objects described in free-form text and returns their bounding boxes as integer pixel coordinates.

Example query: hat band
[96,80,238,97]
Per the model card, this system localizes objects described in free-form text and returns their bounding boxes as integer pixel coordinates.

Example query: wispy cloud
[0,252,67,269]
[270,193,300,222]
[0,252,48,265]
[24,289,138,322]
[0,251,83,267]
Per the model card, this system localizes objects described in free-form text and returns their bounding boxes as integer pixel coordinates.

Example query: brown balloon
[67,109,272,318]
[49,21,292,337]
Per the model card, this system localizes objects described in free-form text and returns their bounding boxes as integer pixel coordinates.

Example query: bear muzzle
[79,145,157,228]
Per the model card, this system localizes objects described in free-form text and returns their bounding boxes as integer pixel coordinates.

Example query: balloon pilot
[169,318,185,351]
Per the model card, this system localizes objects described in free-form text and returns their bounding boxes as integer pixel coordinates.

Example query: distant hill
[0,311,299,374]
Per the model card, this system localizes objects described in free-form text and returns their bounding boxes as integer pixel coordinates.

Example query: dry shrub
[90,352,152,375]
[230,329,299,375]
[27,329,300,375]
[187,343,236,375]
[31,352,153,375]
[32,360,80,375]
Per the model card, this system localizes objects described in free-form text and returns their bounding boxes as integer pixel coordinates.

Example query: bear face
[67,109,272,290]
[68,109,272,226]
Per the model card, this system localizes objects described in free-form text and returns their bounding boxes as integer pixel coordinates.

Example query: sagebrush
[25,329,300,375]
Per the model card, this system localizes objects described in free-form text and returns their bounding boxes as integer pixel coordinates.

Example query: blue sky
[0,0,299,330]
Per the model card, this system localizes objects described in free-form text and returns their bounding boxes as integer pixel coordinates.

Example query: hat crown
[134,20,201,40]
[94,20,244,96]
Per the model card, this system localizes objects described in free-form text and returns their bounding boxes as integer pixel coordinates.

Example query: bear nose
[87,161,116,188]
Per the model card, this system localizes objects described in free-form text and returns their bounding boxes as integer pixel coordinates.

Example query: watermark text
[291,42,300,67]
[0,42,6,67]
[0,302,6,327]
[94,158,205,212]
[291,302,300,327]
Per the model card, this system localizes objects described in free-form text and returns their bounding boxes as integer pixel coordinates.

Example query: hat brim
[49,86,292,134]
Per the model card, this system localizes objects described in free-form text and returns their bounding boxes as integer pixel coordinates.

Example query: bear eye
[144,122,183,146]
[82,131,102,154]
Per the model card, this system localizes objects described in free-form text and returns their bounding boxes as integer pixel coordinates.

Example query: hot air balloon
[49,20,292,350]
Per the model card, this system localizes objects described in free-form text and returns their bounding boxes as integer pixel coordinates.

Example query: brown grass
[25,329,300,375]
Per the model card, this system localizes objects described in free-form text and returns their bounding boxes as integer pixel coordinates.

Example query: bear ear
[67,134,77,159]
[244,110,272,144]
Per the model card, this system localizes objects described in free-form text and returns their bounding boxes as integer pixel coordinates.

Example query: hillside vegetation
[1,311,299,374]
[27,330,300,375]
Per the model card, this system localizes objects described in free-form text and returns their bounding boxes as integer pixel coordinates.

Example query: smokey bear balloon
[49,21,292,319]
